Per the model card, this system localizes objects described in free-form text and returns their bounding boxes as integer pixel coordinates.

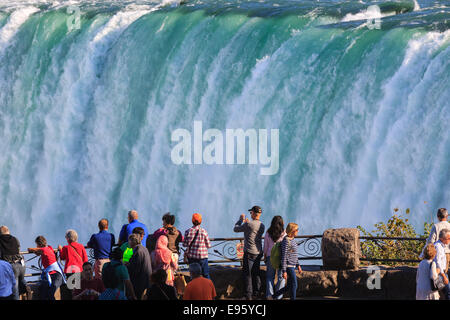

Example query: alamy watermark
[366,5,382,30]
[170,121,279,176]
[366,265,382,290]
[63,2,383,32]
[66,5,81,32]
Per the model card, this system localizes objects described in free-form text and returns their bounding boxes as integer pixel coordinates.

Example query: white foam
[93,7,151,43]
[0,6,39,52]
[336,30,450,226]
[341,6,394,23]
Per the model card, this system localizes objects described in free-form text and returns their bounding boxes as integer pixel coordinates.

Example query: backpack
[270,242,282,270]
[146,228,168,253]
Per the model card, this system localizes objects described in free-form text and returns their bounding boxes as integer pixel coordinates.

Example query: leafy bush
[357,208,432,266]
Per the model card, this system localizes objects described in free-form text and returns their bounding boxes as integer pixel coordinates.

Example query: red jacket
[60,242,88,273]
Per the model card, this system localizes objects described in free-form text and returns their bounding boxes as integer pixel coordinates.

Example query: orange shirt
[183,277,216,300]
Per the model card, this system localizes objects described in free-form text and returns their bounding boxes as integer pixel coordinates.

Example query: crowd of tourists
[0,206,301,300]
[416,208,450,300]
[0,206,448,300]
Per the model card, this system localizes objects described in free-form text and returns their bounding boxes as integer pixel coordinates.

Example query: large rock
[321,228,361,270]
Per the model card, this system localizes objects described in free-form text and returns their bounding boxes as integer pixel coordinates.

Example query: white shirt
[434,240,447,272]
[420,221,450,259]
[428,221,450,253]
[416,259,439,300]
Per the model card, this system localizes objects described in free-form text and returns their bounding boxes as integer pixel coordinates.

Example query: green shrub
[357,208,432,266]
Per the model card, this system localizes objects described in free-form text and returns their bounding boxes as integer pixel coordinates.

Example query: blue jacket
[119,220,149,245]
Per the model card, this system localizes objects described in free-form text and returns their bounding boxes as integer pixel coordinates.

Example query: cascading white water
[0,0,448,248]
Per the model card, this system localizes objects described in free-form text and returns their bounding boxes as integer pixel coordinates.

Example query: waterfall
[0,0,448,247]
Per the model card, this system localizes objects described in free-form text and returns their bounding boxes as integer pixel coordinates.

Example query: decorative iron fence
[176,235,324,265]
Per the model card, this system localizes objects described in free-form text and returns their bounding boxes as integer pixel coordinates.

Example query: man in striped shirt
[183,213,211,279]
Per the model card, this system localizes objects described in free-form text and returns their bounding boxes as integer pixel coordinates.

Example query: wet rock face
[321,228,361,270]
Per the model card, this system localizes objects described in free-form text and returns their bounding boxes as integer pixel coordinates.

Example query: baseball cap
[248,206,262,214]
[192,213,202,224]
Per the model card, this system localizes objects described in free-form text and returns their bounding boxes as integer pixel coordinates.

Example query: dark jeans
[39,272,63,300]
[274,267,297,300]
[11,262,27,300]
[187,258,210,279]
[242,252,262,299]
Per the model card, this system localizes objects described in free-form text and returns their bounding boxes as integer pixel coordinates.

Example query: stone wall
[210,265,418,300]
[25,265,419,300]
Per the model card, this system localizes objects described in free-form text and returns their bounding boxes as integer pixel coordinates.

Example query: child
[272,223,302,300]
[28,236,65,300]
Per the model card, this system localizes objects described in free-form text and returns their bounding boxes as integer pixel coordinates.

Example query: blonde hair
[65,229,78,242]
[286,223,299,236]
[423,243,437,260]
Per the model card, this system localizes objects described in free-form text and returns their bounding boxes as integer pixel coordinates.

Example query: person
[233,205,265,300]
[58,229,88,300]
[145,269,178,300]
[183,213,211,279]
[148,213,183,266]
[416,243,441,300]
[118,210,149,246]
[272,223,302,300]
[72,261,106,300]
[0,259,15,300]
[263,215,286,300]
[127,233,152,300]
[183,263,216,300]
[0,225,28,300]
[433,229,450,300]
[99,260,127,300]
[421,208,450,272]
[87,219,115,279]
[28,236,65,300]
[151,235,177,286]
[120,227,145,263]
[102,247,136,300]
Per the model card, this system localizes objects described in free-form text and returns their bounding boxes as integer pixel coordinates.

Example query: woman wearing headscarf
[151,235,177,286]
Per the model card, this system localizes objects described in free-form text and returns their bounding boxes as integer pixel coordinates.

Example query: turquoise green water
[0,0,448,246]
